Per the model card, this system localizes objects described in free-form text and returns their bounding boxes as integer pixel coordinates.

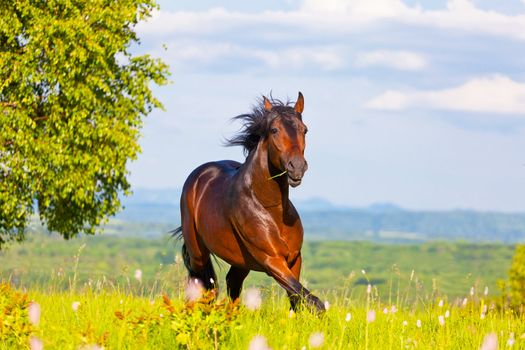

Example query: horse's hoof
[307,295,326,314]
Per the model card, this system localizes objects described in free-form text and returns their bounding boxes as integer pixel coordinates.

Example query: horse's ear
[263,96,272,111]
[294,92,304,114]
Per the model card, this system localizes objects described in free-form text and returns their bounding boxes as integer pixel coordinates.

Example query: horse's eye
[304,128,308,135]
[271,128,278,134]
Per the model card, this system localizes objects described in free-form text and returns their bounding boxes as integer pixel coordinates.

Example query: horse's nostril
[288,161,295,169]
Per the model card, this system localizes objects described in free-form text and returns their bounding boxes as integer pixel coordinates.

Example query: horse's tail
[169,226,183,240]
[171,225,217,290]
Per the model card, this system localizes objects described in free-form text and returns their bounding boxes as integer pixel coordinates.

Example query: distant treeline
[116,189,525,243]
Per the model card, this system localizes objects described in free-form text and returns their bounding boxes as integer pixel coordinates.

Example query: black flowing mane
[226,96,297,156]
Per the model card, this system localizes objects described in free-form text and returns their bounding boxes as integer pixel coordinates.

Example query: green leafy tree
[0,0,169,247]
[509,244,525,306]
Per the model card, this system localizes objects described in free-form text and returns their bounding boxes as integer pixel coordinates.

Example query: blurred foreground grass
[0,233,521,349]
[2,282,523,349]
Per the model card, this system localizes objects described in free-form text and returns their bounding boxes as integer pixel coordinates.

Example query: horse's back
[180,160,240,215]
[182,160,240,191]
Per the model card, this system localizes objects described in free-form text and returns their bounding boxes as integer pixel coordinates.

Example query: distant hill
[115,188,525,243]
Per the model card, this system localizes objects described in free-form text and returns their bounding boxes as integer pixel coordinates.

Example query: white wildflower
[185,279,204,302]
[367,284,372,294]
[309,332,325,348]
[480,332,498,350]
[72,301,81,312]
[416,319,422,328]
[345,313,351,322]
[438,299,444,308]
[438,315,445,326]
[324,301,330,310]
[28,302,41,326]
[367,310,376,323]
[29,336,43,350]
[248,335,271,350]
[445,310,450,318]
[243,288,262,311]
[484,286,489,296]
[390,305,398,313]
[134,269,142,282]
[78,345,104,350]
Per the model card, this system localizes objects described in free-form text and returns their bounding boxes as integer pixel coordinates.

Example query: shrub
[113,292,241,349]
[0,283,32,347]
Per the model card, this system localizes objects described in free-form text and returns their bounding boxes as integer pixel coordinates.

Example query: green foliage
[509,245,525,306]
[0,283,32,348]
[112,292,240,347]
[162,293,241,348]
[0,0,169,247]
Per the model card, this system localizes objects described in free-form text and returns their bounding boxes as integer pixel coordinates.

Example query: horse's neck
[244,140,289,208]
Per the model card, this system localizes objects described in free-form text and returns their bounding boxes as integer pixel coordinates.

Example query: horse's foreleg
[287,254,302,311]
[226,266,250,301]
[265,257,325,313]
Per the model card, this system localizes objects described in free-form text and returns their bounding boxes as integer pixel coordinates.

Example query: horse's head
[264,92,308,187]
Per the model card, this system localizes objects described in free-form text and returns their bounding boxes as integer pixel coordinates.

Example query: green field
[1,233,521,349]
[0,233,515,299]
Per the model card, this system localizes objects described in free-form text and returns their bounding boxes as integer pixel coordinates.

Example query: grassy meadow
[0,233,522,349]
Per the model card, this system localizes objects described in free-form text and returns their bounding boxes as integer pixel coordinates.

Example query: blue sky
[129,0,525,212]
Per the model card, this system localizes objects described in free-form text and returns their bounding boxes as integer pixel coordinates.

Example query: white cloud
[365,75,525,115]
[365,90,409,110]
[300,0,415,19]
[251,47,345,71]
[355,50,427,71]
[160,41,345,71]
[300,0,525,40]
[139,1,525,42]
[136,8,252,35]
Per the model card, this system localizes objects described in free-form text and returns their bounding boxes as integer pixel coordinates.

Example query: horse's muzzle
[286,158,308,187]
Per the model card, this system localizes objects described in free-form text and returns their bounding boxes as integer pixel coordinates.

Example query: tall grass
[1,259,522,350]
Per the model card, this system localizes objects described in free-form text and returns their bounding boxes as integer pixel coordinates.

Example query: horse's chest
[278,226,302,261]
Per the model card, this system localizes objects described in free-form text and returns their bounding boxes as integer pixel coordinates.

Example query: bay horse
[173,92,325,313]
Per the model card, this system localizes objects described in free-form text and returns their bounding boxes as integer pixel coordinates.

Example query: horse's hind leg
[226,266,249,301]
[180,207,217,292]
[181,242,216,291]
